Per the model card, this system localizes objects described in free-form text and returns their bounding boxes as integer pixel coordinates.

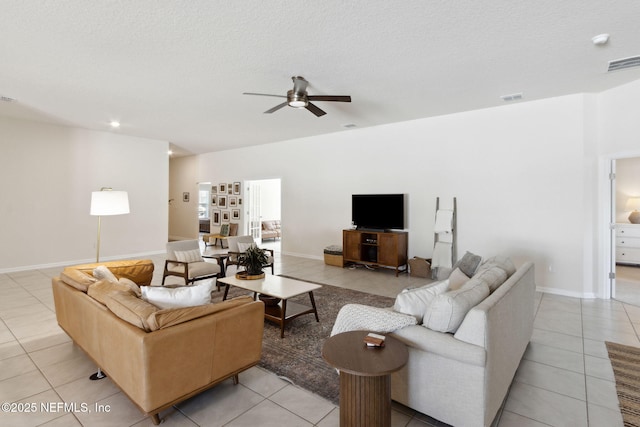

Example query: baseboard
[0,250,165,274]
[536,285,597,299]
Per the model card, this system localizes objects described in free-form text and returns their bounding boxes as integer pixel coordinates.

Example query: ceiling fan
[243,76,351,117]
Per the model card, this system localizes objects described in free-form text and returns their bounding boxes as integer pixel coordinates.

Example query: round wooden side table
[322,330,408,427]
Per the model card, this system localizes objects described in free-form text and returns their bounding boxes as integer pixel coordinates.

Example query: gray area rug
[211,276,394,404]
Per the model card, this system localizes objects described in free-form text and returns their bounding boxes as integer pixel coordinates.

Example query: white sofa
[332,258,535,427]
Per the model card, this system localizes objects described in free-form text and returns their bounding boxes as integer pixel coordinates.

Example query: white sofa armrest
[391,325,485,367]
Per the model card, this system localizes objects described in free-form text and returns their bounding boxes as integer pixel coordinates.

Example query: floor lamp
[89,187,129,380]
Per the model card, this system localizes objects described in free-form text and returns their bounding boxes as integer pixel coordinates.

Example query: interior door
[610,159,617,299]
[247,181,261,240]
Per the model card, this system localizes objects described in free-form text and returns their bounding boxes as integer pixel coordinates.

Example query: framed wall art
[219,183,226,194]
[212,210,221,225]
[227,183,233,194]
[229,197,237,207]
[211,195,217,206]
[232,209,240,220]
[222,211,230,222]
[183,192,190,202]
[233,182,241,194]
[218,195,227,208]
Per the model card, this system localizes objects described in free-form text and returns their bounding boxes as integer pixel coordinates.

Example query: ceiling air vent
[500,93,523,102]
[608,56,640,72]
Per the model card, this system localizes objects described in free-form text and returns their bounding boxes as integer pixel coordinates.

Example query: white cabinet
[616,224,640,265]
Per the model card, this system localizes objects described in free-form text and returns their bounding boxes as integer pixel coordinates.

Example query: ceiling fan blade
[264,102,288,114]
[243,92,287,98]
[307,95,352,103]
[305,102,326,117]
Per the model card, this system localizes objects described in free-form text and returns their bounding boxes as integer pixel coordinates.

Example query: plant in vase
[238,245,268,278]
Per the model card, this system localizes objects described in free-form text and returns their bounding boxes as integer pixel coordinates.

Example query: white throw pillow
[174,249,204,263]
[423,280,489,333]
[93,265,118,283]
[237,242,257,253]
[393,281,450,322]
[447,268,470,291]
[141,282,213,309]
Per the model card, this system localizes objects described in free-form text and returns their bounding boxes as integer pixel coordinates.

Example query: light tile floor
[0,243,636,426]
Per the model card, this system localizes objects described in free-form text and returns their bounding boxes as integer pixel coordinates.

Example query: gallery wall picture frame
[227,183,233,194]
[211,195,217,206]
[212,210,221,225]
[233,182,241,194]
[222,211,230,222]
[238,198,242,205]
[211,185,217,194]
[229,197,237,207]
[218,195,227,208]
[219,183,226,194]
[183,192,190,202]
[232,209,240,220]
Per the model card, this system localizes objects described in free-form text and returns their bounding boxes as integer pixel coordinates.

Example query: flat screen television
[352,194,405,230]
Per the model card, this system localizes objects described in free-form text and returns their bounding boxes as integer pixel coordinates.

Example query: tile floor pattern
[0,243,637,426]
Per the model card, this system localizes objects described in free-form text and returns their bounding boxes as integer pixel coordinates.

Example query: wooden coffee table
[218,275,321,338]
[322,330,408,427]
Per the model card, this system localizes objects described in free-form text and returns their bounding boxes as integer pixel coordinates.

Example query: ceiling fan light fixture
[287,90,308,108]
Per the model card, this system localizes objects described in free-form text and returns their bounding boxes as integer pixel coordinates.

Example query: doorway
[612,157,640,306]
[245,179,282,251]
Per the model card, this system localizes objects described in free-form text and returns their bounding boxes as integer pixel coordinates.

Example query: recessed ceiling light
[592,34,610,46]
[109,120,121,128]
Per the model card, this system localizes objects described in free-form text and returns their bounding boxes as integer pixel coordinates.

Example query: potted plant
[236,245,268,279]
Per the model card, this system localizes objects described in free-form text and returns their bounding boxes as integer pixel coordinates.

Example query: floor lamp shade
[90,189,130,263]
[90,190,130,216]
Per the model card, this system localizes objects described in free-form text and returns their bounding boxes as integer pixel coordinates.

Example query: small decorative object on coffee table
[236,245,267,280]
[322,330,408,427]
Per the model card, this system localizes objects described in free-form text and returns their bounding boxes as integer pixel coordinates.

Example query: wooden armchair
[162,240,224,287]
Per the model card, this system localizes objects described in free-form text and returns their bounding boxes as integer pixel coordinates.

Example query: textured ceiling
[2,1,640,155]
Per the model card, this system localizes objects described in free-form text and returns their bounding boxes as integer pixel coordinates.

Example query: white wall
[168,155,199,240]
[258,178,281,221]
[0,116,169,271]
[198,94,590,296]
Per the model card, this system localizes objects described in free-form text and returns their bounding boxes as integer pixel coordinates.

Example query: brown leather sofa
[52,259,264,425]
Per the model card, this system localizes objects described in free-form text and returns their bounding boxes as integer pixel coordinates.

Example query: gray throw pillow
[453,251,482,277]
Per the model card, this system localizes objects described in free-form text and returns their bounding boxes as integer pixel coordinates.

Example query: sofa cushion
[423,279,490,333]
[476,255,516,277]
[85,280,159,330]
[141,282,214,309]
[119,277,142,297]
[88,279,137,306]
[174,249,204,263]
[474,266,508,293]
[452,251,482,277]
[60,268,97,292]
[146,295,254,331]
[65,259,154,286]
[447,268,471,291]
[393,281,449,322]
